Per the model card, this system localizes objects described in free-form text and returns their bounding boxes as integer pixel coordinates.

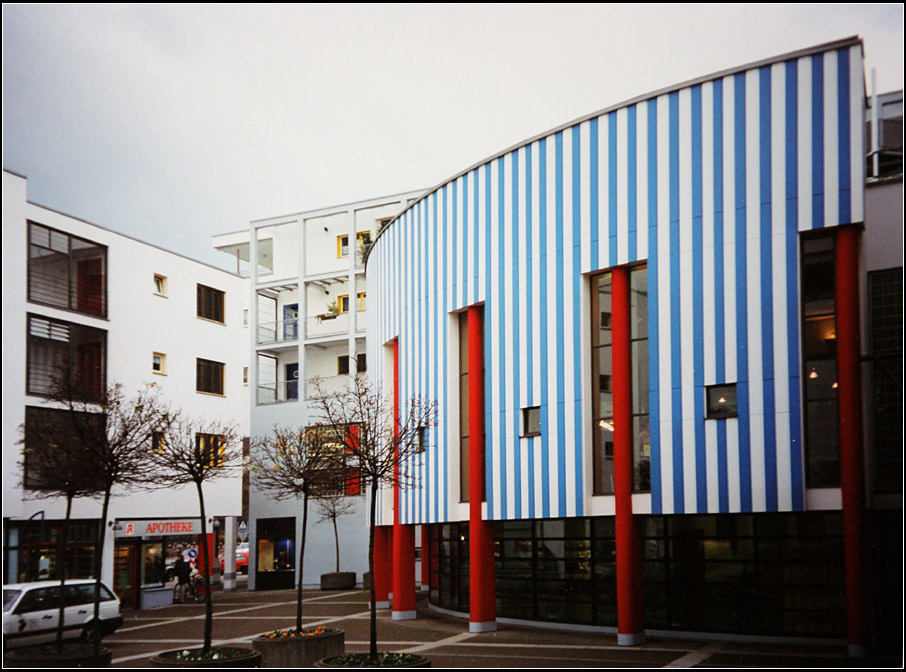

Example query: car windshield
[3,589,21,612]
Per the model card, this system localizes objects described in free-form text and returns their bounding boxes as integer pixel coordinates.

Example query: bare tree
[20,367,171,653]
[249,426,342,632]
[309,376,436,662]
[316,495,355,575]
[151,415,242,654]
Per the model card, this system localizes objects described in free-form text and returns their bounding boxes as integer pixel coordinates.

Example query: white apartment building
[212,189,423,590]
[2,170,249,609]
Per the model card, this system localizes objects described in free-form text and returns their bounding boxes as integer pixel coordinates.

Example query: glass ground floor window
[3,519,97,584]
[428,512,847,637]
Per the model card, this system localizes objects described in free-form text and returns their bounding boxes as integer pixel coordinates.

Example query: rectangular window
[26,314,106,402]
[152,352,166,375]
[196,358,224,395]
[416,426,427,453]
[458,308,484,503]
[243,309,249,328]
[28,221,107,317]
[153,274,167,296]
[337,295,351,314]
[522,407,541,437]
[196,284,225,324]
[591,265,649,495]
[357,292,367,311]
[243,366,249,386]
[308,425,361,497]
[706,384,738,419]
[195,433,224,468]
[338,355,349,375]
[24,406,106,491]
[337,235,349,258]
[356,231,372,254]
[801,235,839,488]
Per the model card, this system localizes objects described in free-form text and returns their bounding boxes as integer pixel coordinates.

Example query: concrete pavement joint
[662,641,722,668]
[402,631,477,654]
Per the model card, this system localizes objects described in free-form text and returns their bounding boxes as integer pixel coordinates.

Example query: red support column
[612,267,645,646]
[468,305,496,632]
[835,226,867,659]
[373,526,392,609]
[392,339,417,619]
[420,524,430,590]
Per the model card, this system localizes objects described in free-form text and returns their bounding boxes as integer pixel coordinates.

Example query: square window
[522,406,541,437]
[196,358,224,395]
[337,295,350,314]
[706,384,738,419]
[154,274,167,296]
[152,352,166,374]
[197,284,225,323]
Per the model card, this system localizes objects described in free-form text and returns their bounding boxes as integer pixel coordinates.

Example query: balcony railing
[28,267,107,317]
[306,313,350,339]
[256,379,300,405]
[305,374,353,399]
[257,318,299,345]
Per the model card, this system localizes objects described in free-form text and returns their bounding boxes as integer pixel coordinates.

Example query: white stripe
[823,50,839,228]
[580,120,592,274]
[705,416,719,513]
[563,127,577,517]
[478,163,487,302]
[599,114,610,266]
[616,107,630,265]
[546,137,560,515]
[532,140,544,514]
[722,75,738,383]
[745,68,766,512]
[518,147,530,518]
[702,81,716,388]
[636,102,649,262]
[503,152,516,519]
[656,93,674,513]
[726,418,741,512]
[797,55,812,231]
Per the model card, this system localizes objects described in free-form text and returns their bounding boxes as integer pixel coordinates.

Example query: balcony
[256,378,299,405]
[257,318,300,345]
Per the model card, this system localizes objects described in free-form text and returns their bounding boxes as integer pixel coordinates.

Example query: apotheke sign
[115,519,202,538]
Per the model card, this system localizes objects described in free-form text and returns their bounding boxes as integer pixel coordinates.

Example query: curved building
[366,37,901,656]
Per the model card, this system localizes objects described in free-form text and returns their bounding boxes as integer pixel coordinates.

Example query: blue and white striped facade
[368,39,865,526]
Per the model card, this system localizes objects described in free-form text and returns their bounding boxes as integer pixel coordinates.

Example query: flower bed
[316,653,431,668]
[252,627,344,668]
[149,646,261,668]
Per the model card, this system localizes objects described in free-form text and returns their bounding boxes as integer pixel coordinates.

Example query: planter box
[4,644,112,668]
[253,630,344,668]
[315,653,430,668]
[149,647,261,668]
[320,572,356,590]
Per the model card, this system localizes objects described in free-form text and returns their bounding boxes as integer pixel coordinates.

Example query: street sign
[238,520,248,542]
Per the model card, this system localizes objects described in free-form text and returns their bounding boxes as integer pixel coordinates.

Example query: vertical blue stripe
[571,126,584,515]
[432,193,440,522]
[512,151,522,518]
[608,114,618,266]
[525,144,535,518]
[713,78,729,513]
[496,157,506,519]
[473,169,480,305]
[442,185,449,522]
[538,140,550,519]
[484,164,493,515]
[785,59,804,510]
[691,85,707,512]
[668,91,685,513]
[462,174,469,307]
[628,105,638,261]
[837,48,851,223]
[759,66,778,511]
[647,98,662,514]
[555,131,567,517]
[811,54,825,229]
[590,118,599,270]
[452,180,458,307]
[734,72,752,511]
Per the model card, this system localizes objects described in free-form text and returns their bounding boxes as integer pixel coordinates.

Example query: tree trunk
[56,494,73,650]
[91,489,112,655]
[333,515,340,574]
[195,480,213,653]
[296,490,309,632]
[368,477,378,662]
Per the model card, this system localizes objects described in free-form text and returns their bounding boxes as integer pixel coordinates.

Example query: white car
[3,580,123,649]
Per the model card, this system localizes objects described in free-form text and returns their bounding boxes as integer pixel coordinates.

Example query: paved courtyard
[106,585,896,668]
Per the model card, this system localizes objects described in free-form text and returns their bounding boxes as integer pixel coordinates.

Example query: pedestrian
[174,554,191,603]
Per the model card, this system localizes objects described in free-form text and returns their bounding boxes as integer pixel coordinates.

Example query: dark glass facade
[429,512,847,638]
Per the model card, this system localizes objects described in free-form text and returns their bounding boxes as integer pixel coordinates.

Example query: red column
[373,526,392,608]
[612,267,645,646]
[468,305,496,632]
[836,226,867,658]
[392,339,417,619]
[420,524,430,590]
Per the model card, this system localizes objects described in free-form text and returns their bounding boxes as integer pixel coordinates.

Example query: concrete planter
[252,629,344,668]
[320,572,356,590]
[315,653,430,668]
[149,647,261,668]
[4,644,112,668]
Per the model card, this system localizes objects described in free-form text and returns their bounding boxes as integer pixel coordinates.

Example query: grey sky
[3,4,903,270]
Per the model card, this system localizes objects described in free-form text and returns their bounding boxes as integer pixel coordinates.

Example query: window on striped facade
[591,265,649,495]
[800,235,839,488]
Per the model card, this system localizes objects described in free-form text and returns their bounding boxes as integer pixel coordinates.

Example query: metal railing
[257,318,300,345]
[256,379,300,405]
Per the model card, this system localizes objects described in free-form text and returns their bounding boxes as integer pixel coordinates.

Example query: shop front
[113,518,217,610]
